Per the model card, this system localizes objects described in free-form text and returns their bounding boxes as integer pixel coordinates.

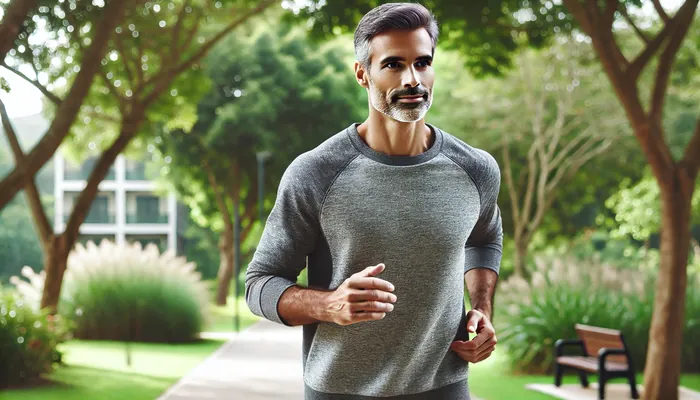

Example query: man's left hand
[449,309,497,364]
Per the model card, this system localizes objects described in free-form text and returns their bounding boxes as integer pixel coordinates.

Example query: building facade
[53,153,180,253]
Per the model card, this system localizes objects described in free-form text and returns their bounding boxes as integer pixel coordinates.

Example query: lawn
[0,338,226,400]
[469,350,700,400]
[1,284,259,400]
[204,282,260,332]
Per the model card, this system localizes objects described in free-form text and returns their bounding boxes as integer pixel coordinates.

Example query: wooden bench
[554,324,639,400]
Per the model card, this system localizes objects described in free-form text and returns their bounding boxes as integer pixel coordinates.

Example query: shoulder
[280,126,360,197]
[436,126,501,191]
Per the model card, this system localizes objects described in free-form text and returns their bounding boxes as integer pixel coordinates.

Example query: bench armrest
[555,339,585,357]
[598,348,629,371]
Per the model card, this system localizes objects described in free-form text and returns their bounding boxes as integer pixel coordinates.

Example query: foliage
[290,0,578,76]
[600,169,700,242]
[0,286,70,388]
[496,255,700,374]
[11,240,209,343]
[0,199,44,284]
[154,19,365,248]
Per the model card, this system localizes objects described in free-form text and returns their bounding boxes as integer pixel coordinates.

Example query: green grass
[0,338,226,400]
[203,279,260,332]
[469,350,700,400]
[1,281,260,400]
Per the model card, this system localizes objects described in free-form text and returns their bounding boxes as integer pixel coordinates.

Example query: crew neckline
[346,122,443,166]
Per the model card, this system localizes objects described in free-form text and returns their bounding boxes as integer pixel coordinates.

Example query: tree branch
[203,158,233,230]
[0,0,129,210]
[627,14,679,80]
[0,0,38,61]
[502,143,522,227]
[142,0,277,107]
[652,0,670,23]
[64,113,144,246]
[619,4,650,44]
[1,62,62,105]
[649,0,699,125]
[0,98,53,243]
[112,31,136,89]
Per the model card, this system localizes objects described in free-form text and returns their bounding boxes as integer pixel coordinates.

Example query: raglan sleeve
[245,155,321,325]
[464,151,503,275]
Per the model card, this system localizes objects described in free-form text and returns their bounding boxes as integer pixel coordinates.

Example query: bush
[0,286,69,388]
[12,240,209,343]
[497,255,700,374]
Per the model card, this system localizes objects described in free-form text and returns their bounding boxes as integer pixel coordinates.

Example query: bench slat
[557,356,629,372]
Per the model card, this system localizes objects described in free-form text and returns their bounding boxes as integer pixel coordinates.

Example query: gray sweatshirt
[245,122,503,399]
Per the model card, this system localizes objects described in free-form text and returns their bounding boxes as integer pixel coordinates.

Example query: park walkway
[157,319,485,400]
[157,320,305,400]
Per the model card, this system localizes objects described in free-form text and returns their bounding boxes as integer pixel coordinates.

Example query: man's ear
[354,61,369,89]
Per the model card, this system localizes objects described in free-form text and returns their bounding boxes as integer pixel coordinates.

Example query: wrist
[472,306,492,320]
[311,290,333,323]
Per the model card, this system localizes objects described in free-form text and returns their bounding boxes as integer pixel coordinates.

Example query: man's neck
[356,115,433,157]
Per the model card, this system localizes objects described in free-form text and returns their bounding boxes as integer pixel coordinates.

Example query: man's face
[362,28,435,123]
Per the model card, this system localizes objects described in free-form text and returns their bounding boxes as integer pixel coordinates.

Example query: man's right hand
[322,263,397,326]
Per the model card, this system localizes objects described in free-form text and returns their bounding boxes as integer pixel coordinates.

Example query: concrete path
[157,320,305,400]
[158,319,482,400]
[527,383,700,400]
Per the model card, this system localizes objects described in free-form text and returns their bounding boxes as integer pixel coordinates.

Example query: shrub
[497,255,699,374]
[12,240,209,343]
[0,286,69,388]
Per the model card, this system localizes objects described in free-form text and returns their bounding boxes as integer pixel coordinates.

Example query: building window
[127,194,168,224]
[64,191,115,224]
[64,157,115,181]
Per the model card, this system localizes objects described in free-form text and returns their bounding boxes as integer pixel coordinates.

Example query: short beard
[368,78,432,123]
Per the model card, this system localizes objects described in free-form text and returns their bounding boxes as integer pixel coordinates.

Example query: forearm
[464,268,498,320]
[278,285,332,326]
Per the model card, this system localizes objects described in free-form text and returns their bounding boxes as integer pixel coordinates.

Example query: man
[245,3,502,399]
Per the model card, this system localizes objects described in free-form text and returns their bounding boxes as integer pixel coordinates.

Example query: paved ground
[157,320,305,400]
[158,319,484,400]
[527,383,700,400]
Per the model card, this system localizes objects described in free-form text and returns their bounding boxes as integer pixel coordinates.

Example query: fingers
[348,289,397,304]
[349,301,394,313]
[349,277,395,292]
[453,332,497,352]
[349,312,387,323]
[356,263,385,278]
[466,312,481,334]
[450,341,497,363]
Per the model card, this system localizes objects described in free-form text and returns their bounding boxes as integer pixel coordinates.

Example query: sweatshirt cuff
[259,276,297,326]
[464,246,502,275]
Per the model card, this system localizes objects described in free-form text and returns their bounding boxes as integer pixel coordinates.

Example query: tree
[297,1,699,397]
[2,0,278,312]
[0,0,38,62]
[156,20,365,304]
[0,0,132,209]
[436,38,628,277]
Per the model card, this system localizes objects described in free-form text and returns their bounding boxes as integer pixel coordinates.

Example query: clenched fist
[323,263,397,326]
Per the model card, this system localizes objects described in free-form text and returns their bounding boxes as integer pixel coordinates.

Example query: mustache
[391,87,428,100]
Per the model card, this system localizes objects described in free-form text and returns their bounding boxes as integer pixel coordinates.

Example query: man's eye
[385,62,400,69]
[416,60,431,68]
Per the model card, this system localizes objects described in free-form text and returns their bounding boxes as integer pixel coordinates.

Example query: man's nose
[402,66,421,88]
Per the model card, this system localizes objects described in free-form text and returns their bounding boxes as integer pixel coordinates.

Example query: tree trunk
[215,227,234,306]
[513,232,529,278]
[39,112,144,311]
[642,169,694,400]
[39,235,69,312]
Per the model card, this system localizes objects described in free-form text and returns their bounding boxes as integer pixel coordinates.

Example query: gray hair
[354,3,439,71]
